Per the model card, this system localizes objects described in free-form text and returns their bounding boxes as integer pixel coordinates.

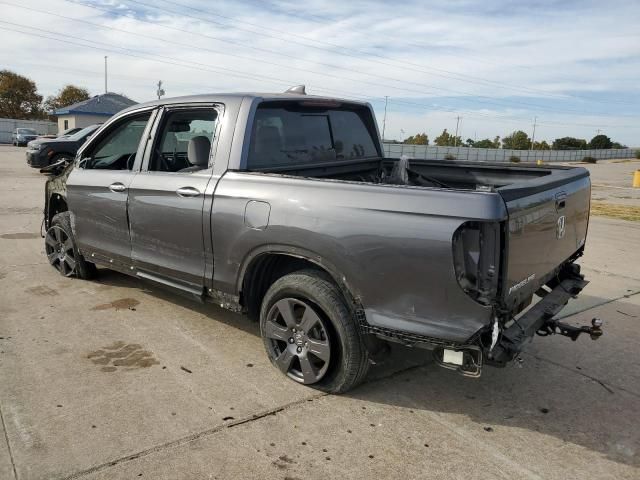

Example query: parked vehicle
[36,127,84,140]
[26,124,101,169]
[12,128,38,146]
[43,88,602,392]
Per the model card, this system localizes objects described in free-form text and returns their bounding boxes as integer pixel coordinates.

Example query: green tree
[0,70,43,119]
[403,133,429,145]
[532,140,551,150]
[611,142,627,149]
[472,138,498,148]
[589,134,613,149]
[434,128,462,146]
[502,130,532,150]
[552,137,588,150]
[43,85,90,113]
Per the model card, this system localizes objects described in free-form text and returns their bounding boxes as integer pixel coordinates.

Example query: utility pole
[381,96,389,142]
[156,80,165,100]
[530,116,537,150]
[104,56,108,93]
[454,116,461,146]
[596,129,602,135]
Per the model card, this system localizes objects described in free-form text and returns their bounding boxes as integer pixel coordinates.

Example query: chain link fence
[383,143,638,162]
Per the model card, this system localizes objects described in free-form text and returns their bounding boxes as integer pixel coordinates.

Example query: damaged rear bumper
[488,265,597,366]
[431,264,602,376]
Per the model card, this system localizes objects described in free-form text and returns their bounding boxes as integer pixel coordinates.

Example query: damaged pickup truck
[43,87,602,393]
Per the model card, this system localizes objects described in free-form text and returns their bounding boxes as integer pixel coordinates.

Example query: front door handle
[176,186,201,198]
[109,182,127,193]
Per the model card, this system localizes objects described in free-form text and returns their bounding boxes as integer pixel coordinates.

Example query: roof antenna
[284,85,306,95]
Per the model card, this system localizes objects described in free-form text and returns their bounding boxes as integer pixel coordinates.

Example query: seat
[180,136,211,172]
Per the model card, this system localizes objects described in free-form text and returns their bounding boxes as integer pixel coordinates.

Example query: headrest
[187,136,211,167]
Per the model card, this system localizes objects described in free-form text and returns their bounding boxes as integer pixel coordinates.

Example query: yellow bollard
[633,170,640,188]
[536,159,544,165]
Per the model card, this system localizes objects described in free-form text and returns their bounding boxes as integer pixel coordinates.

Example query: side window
[81,113,151,170]
[149,109,218,172]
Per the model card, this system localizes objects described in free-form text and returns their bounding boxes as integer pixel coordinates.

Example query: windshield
[67,124,100,141]
[247,102,379,169]
[18,128,37,135]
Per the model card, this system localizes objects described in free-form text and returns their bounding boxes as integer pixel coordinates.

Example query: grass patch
[591,202,640,222]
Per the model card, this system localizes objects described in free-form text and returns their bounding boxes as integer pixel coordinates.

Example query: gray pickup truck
[43,87,602,392]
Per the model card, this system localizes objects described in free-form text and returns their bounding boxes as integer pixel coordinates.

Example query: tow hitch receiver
[489,265,599,366]
[537,318,603,341]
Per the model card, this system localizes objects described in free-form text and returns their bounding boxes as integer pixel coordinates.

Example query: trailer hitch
[537,318,603,341]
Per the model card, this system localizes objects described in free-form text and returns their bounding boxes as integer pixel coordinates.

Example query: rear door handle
[176,187,201,197]
[109,182,127,193]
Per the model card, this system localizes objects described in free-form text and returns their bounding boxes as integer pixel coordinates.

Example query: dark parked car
[43,89,602,393]
[12,128,38,146]
[26,124,101,169]
[36,127,84,140]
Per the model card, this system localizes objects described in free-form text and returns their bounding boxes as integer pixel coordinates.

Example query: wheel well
[241,253,349,320]
[47,194,68,227]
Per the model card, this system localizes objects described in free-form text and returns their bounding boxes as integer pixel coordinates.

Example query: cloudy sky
[1,0,639,145]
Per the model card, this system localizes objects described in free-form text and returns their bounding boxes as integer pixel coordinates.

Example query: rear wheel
[45,212,97,279]
[260,270,369,393]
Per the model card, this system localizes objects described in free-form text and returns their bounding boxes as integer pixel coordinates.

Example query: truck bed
[250,157,591,319]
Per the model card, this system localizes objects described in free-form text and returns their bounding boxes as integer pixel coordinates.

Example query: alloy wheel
[45,226,76,277]
[264,298,332,384]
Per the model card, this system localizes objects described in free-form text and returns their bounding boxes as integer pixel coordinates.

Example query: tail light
[452,221,501,305]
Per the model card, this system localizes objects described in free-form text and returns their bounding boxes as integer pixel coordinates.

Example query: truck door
[66,111,155,267]
[127,106,221,290]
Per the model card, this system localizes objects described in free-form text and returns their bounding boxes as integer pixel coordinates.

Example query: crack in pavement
[557,290,640,319]
[525,353,639,398]
[57,363,427,480]
[0,401,18,480]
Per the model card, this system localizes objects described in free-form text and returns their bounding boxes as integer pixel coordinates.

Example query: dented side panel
[212,171,508,342]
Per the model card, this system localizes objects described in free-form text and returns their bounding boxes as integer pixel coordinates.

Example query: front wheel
[260,270,369,393]
[45,212,97,279]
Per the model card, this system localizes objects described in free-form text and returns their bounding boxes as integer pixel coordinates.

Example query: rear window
[247,102,379,169]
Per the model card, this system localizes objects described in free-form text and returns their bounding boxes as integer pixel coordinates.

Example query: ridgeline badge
[508,273,536,295]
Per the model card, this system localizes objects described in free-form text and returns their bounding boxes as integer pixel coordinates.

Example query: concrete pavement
[0,146,638,479]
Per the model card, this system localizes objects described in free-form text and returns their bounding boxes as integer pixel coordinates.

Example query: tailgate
[499,168,590,310]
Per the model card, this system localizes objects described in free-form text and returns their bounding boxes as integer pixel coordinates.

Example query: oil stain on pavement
[91,298,140,311]
[87,341,159,372]
[0,232,40,239]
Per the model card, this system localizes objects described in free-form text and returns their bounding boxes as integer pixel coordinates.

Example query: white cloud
[1,0,638,144]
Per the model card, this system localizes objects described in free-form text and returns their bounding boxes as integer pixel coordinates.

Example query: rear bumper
[489,264,588,365]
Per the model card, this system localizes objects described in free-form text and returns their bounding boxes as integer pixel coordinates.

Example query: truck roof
[119,92,371,115]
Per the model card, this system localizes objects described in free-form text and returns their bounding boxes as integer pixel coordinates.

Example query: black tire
[45,212,97,279]
[260,269,369,393]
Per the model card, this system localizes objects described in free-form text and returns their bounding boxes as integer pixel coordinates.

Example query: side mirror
[40,158,69,175]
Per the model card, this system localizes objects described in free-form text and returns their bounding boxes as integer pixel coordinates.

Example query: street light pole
[454,116,461,146]
[530,116,537,150]
[382,96,389,143]
[104,56,108,94]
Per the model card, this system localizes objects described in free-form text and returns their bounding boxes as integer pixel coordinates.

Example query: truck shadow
[96,269,639,469]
